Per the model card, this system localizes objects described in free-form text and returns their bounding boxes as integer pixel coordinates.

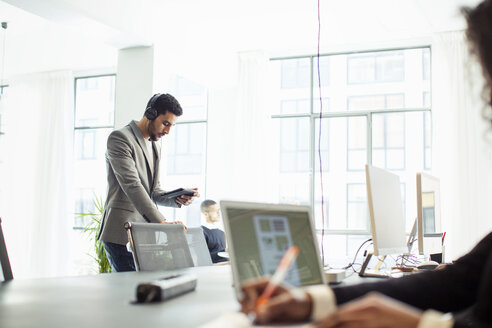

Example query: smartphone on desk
[161,188,196,199]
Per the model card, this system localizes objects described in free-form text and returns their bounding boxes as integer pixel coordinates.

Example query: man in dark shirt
[200,200,227,263]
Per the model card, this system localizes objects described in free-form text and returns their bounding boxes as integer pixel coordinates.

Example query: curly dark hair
[463,0,492,112]
[145,93,183,117]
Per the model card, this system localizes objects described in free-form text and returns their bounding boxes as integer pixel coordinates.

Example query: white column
[115,46,154,129]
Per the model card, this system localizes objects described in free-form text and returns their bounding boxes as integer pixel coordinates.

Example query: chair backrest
[0,218,13,281]
[125,222,194,272]
[185,227,213,266]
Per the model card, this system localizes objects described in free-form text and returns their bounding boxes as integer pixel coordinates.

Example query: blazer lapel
[129,121,154,177]
[151,141,161,190]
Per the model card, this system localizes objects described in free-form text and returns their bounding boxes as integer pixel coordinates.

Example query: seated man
[200,200,227,263]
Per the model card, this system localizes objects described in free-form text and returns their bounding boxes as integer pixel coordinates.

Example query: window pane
[313,55,330,87]
[73,128,112,227]
[281,58,310,89]
[314,116,367,230]
[75,76,115,127]
[348,56,375,84]
[375,51,404,82]
[169,75,207,121]
[310,48,429,111]
[314,118,329,172]
[271,58,311,115]
[347,183,368,230]
[274,117,310,205]
[279,118,310,173]
[166,123,206,175]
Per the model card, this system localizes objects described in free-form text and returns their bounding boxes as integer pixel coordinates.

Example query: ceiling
[0,0,483,82]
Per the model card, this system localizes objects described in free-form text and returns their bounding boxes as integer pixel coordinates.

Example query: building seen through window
[158,76,208,227]
[73,75,115,228]
[270,47,431,259]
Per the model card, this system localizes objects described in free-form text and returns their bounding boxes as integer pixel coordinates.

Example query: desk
[0,266,238,328]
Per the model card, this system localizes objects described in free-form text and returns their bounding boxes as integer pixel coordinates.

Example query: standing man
[200,200,227,263]
[98,93,199,272]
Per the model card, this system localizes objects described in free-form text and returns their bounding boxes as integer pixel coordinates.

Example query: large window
[73,75,115,228]
[271,47,431,259]
[159,76,208,227]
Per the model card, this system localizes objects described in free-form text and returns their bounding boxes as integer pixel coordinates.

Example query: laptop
[220,201,326,297]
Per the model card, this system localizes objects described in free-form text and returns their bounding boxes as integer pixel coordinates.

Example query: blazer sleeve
[333,232,492,314]
[107,131,164,223]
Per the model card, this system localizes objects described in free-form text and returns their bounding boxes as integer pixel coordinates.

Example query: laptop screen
[221,201,325,295]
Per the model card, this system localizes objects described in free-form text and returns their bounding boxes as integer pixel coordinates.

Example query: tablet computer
[161,188,196,199]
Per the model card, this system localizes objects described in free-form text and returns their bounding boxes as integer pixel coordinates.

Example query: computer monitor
[365,164,408,257]
[416,172,443,255]
[220,201,326,297]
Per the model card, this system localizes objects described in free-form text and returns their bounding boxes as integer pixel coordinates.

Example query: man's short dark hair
[146,93,183,117]
[201,199,217,213]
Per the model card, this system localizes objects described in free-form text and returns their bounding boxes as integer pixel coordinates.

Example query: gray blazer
[97,121,180,245]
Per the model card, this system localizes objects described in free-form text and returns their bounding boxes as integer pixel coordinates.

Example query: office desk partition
[0,266,238,328]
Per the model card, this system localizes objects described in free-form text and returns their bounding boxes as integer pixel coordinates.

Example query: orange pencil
[255,245,299,310]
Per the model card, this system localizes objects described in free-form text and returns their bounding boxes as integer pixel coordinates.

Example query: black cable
[326,238,372,272]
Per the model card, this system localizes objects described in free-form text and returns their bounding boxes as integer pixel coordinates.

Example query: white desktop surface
[0,266,238,328]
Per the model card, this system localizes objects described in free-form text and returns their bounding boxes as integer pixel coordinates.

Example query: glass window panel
[385,94,404,109]
[166,123,206,175]
[347,150,366,171]
[271,47,431,260]
[280,119,297,151]
[348,95,385,111]
[347,203,367,229]
[386,149,405,170]
[375,52,404,82]
[313,97,330,113]
[372,115,385,148]
[280,99,297,114]
[281,58,310,89]
[312,55,330,87]
[314,116,366,230]
[75,75,115,127]
[386,113,405,147]
[168,75,207,121]
[314,118,330,172]
[279,118,310,173]
[278,172,310,205]
[348,118,366,149]
[372,149,385,168]
[280,153,296,172]
[347,56,375,84]
[73,128,113,227]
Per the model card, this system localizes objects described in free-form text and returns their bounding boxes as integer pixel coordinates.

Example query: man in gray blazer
[98,93,199,272]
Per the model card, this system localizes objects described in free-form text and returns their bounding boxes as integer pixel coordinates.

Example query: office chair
[0,218,13,282]
[125,222,194,271]
[185,227,213,266]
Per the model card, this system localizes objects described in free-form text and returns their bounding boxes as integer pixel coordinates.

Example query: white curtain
[432,31,492,261]
[208,51,278,202]
[2,71,73,279]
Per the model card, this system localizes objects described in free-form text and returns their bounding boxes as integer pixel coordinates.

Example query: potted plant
[76,197,112,273]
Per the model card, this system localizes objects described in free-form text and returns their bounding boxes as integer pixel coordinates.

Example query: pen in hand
[254,245,300,311]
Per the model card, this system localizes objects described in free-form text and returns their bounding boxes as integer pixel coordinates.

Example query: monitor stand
[359,253,390,278]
